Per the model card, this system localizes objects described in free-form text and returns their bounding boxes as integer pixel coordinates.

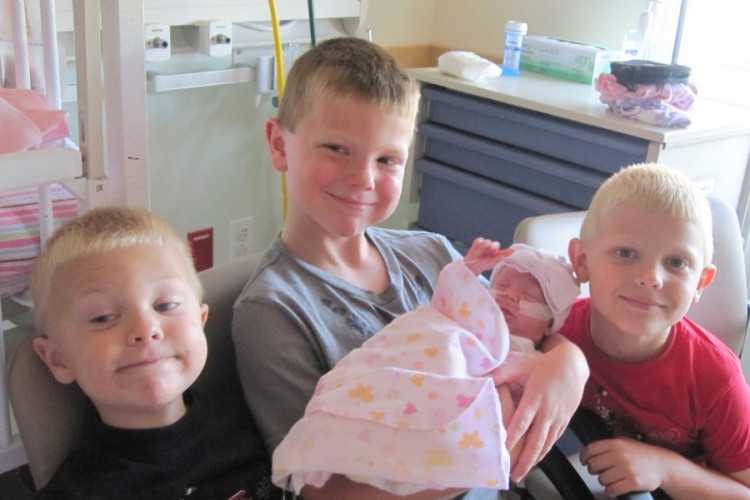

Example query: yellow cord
[268,0,288,218]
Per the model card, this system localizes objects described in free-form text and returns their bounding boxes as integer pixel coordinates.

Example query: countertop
[410,67,750,147]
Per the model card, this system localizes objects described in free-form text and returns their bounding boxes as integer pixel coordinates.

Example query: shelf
[148,67,252,92]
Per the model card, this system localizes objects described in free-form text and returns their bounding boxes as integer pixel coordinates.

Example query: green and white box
[520,36,624,84]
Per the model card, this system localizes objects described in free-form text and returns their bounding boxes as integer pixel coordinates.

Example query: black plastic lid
[610,60,691,89]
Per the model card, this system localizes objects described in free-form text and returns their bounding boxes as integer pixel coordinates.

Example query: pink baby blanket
[273,260,513,495]
[0,88,70,154]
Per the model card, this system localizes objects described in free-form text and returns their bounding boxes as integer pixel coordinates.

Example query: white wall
[363,0,437,46]
[366,0,680,59]
[432,0,645,54]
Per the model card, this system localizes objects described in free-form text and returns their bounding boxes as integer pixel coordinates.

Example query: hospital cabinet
[409,68,750,251]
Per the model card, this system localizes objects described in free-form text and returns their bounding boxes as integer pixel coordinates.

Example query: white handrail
[148,67,253,92]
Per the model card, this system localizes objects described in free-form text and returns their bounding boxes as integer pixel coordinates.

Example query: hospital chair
[513,196,749,500]
[6,254,261,490]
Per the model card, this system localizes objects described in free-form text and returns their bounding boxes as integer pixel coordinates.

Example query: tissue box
[521,36,624,84]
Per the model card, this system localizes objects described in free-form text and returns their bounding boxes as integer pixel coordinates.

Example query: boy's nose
[347,161,375,189]
[128,313,165,344]
[636,262,664,288]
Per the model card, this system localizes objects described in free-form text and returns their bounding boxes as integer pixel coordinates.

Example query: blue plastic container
[502,20,528,76]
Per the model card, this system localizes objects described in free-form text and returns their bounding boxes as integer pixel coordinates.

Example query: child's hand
[463,237,513,276]
[496,384,525,466]
[580,437,666,497]
[491,338,588,482]
[582,438,750,498]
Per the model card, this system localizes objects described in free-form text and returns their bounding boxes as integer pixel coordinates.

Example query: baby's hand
[463,237,513,276]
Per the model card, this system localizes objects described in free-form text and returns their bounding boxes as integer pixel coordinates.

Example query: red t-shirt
[560,298,750,473]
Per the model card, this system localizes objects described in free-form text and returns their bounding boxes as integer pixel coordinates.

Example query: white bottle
[622,0,660,60]
[502,20,528,76]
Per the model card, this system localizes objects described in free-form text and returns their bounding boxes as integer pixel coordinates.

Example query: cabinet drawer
[420,122,605,209]
[422,85,649,173]
[416,158,576,248]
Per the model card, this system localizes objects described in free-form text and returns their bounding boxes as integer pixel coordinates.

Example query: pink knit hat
[489,243,580,334]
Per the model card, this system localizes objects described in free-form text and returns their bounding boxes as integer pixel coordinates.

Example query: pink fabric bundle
[273,260,512,495]
[595,73,697,128]
[0,88,70,154]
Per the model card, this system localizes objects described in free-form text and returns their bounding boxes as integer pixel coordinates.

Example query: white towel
[438,51,502,81]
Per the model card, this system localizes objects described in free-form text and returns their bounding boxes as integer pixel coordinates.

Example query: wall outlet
[230,217,253,260]
[187,227,213,271]
[199,20,232,57]
[144,23,171,62]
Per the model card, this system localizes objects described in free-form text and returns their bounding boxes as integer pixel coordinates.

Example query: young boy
[562,163,750,498]
[30,206,280,499]
[232,36,588,499]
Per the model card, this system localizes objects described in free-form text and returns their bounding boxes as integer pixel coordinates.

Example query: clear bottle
[622,0,660,60]
[502,20,528,76]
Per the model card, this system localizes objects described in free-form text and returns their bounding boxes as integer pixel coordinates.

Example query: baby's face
[491,267,552,346]
[42,244,208,429]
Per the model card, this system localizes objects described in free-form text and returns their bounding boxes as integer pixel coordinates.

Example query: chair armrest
[536,445,596,500]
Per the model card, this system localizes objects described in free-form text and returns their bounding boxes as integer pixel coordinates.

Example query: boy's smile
[572,202,712,361]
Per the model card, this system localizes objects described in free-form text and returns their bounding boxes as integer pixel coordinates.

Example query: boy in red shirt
[562,163,750,498]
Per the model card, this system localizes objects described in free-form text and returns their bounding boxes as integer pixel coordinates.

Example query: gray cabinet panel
[416,159,575,250]
[416,84,651,248]
[420,122,606,209]
[422,85,649,173]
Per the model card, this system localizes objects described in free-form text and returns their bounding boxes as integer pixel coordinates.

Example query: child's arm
[490,333,589,482]
[581,438,750,499]
[462,237,513,276]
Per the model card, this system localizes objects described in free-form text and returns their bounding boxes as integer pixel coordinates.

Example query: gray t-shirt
[231,226,461,454]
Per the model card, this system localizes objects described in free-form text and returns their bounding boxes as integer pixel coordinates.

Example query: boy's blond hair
[30,206,202,330]
[278,36,421,132]
[581,163,713,265]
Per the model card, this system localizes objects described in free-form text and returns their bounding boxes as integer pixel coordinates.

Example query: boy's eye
[154,301,180,313]
[89,314,118,325]
[615,248,635,259]
[323,144,347,155]
[376,156,403,168]
[666,257,689,270]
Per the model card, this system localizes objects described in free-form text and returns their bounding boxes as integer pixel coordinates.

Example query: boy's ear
[265,117,288,173]
[200,304,209,327]
[692,265,716,304]
[32,336,76,385]
[568,238,590,283]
